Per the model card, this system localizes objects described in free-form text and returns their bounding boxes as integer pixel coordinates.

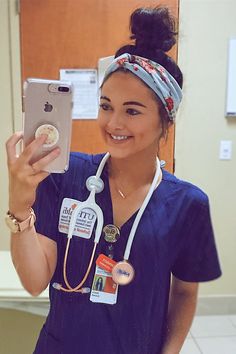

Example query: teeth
[111,134,128,140]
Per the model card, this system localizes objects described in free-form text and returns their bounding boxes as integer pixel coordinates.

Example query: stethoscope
[53,152,162,294]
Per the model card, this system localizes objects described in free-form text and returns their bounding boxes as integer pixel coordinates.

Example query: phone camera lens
[58,86,69,92]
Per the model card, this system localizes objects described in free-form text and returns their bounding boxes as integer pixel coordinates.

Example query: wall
[177,0,236,296]
[0,2,41,353]
[0,0,21,250]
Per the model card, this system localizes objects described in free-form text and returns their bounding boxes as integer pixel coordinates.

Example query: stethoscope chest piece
[112,261,135,285]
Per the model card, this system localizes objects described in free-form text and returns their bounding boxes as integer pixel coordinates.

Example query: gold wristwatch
[5,208,36,233]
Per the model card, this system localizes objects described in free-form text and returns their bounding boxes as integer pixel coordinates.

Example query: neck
[108,148,158,192]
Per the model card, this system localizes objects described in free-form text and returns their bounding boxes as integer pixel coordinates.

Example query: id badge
[90,265,118,305]
[58,198,96,239]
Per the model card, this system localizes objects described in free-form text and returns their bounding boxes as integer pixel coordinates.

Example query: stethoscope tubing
[53,153,109,293]
[124,158,161,260]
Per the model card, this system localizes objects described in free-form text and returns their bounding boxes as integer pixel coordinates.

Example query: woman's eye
[126,108,141,116]
[99,103,111,111]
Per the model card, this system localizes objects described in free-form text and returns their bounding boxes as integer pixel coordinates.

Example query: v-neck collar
[101,162,139,231]
[92,153,166,262]
[92,153,165,232]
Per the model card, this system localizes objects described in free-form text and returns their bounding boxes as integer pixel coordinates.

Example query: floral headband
[102,53,183,121]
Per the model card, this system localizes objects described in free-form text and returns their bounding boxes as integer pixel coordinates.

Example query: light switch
[219,140,232,160]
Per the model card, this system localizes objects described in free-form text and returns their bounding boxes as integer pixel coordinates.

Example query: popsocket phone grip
[35,124,59,148]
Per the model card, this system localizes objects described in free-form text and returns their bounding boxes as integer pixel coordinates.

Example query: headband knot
[129,55,136,63]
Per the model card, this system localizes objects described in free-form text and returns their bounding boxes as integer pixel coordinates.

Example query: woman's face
[98,71,162,159]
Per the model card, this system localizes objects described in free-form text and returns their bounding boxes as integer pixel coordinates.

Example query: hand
[6,131,60,218]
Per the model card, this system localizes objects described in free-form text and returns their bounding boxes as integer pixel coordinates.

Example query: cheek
[146,129,161,144]
[154,120,163,140]
[97,112,106,129]
[140,115,162,139]
[150,112,163,139]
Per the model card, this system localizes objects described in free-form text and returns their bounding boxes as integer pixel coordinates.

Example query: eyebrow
[123,101,147,108]
[100,96,147,108]
[100,95,111,102]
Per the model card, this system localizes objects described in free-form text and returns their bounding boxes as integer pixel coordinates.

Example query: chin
[107,145,142,160]
[107,148,131,159]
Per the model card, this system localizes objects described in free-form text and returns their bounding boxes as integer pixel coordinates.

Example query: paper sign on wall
[60,69,98,119]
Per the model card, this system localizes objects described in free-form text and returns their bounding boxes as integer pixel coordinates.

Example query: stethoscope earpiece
[160,160,166,168]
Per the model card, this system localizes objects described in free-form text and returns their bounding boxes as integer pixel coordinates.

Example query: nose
[106,112,125,130]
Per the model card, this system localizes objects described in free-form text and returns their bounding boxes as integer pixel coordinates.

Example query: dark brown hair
[114,6,183,138]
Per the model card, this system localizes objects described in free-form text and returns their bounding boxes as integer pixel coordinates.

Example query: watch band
[5,208,36,233]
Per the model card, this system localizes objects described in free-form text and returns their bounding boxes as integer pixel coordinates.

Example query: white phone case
[23,78,73,173]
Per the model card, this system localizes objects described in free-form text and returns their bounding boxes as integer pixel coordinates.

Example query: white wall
[0,0,21,250]
[177,0,236,295]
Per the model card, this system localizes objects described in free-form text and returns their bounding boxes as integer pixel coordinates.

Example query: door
[20,0,179,172]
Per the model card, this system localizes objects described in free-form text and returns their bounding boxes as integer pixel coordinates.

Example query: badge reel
[103,224,120,259]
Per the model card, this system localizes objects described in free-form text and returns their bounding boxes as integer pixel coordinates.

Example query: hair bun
[114,6,183,89]
[130,7,176,53]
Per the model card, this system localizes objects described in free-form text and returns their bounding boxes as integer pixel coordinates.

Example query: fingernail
[39,134,48,141]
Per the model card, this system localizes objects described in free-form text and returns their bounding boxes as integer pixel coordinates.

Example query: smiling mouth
[110,134,129,141]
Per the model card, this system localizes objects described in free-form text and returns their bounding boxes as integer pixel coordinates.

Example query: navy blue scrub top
[33,153,221,354]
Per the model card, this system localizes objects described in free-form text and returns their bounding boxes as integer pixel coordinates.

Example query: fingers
[6,132,48,166]
[32,170,50,186]
[6,132,61,212]
[21,134,49,164]
[6,131,61,180]
[5,131,23,164]
[31,147,60,175]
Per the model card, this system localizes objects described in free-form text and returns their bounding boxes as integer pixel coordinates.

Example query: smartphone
[23,78,73,173]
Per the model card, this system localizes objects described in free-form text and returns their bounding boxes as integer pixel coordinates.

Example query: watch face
[5,216,19,233]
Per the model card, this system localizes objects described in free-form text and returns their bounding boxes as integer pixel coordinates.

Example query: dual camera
[48,83,71,94]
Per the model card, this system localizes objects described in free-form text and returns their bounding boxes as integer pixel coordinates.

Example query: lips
[107,132,133,144]
[103,131,133,146]
[110,134,128,140]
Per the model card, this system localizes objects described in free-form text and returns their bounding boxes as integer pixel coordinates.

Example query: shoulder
[51,151,106,175]
[69,152,105,168]
[68,151,99,167]
[46,152,106,188]
[66,152,106,178]
[160,169,209,210]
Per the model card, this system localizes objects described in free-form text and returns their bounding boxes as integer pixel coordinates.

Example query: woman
[5,7,221,354]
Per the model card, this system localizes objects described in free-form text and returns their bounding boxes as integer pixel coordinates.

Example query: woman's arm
[10,229,57,296]
[6,132,59,296]
[160,276,198,354]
